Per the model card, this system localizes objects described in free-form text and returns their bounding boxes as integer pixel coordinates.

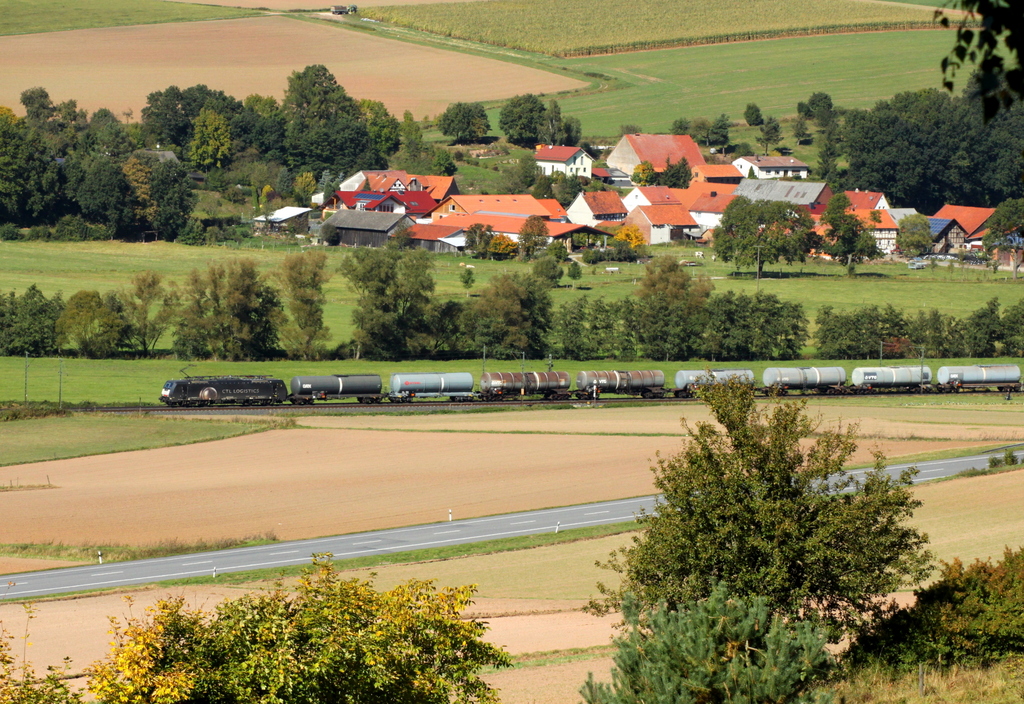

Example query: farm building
[927,217,968,253]
[732,179,832,214]
[339,170,459,201]
[534,145,593,179]
[732,156,809,179]
[621,186,681,211]
[537,198,568,221]
[854,209,900,253]
[933,204,996,249]
[254,206,312,234]
[406,223,465,253]
[322,190,437,219]
[692,164,743,184]
[607,133,706,181]
[623,204,700,244]
[689,191,737,233]
[567,191,627,227]
[846,189,890,210]
[431,194,553,222]
[321,210,413,247]
[431,213,605,250]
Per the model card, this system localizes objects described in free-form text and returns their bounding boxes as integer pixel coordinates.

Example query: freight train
[158,364,1022,407]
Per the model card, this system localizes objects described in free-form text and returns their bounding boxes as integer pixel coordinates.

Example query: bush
[989,455,1005,469]
[0,223,21,241]
[1005,448,1019,466]
[851,547,1024,669]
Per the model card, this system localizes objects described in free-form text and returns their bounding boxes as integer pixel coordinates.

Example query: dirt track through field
[0,16,583,118]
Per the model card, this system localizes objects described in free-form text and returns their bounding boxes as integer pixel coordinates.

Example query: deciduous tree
[498,93,546,147]
[820,192,880,273]
[437,102,490,144]
[88,557,510,704]
[714,196,814,275]
[531,255,564,288]
[517,215,548,260]
[188,107,231,169]
[591,380,932,641]
[359,98,401,156]
[895,213,934,256]
[150,159,198,242]
[119,271,178,356]
[468,273,551,357]
[631,161,656,186]
[983,197,1024,279]
[279,250,332,360]
[56,290,124,358]
[614,224,645,249]
[339,248,434,360]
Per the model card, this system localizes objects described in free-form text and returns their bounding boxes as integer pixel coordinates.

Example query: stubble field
[0,15,584,119]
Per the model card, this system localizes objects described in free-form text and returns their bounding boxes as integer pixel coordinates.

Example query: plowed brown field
[0,429,674,545]
[0,16,583,118]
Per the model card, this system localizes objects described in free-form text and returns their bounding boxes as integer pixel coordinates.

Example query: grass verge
[0,414,291,467]
[0,533,278,565]
[0,0,258,36]
[151,522,638,589]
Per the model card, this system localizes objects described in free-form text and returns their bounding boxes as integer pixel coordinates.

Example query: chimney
[710,191,718,198]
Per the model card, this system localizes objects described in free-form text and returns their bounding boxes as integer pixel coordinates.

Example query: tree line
[0,65,434,242]
[0,251,333,361]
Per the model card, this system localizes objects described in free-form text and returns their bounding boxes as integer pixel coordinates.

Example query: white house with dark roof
[732,156,809,179]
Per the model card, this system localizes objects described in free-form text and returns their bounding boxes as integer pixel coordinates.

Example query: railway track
[13,384,1016,417]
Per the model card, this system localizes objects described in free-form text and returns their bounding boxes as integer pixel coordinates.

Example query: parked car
[908,259,927,269]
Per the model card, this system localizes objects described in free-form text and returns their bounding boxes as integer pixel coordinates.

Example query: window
[449,204,456,212]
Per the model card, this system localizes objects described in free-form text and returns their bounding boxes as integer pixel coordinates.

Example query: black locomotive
[160,376,288,406]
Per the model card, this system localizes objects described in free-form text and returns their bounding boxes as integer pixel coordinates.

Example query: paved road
[0,448,1014,601]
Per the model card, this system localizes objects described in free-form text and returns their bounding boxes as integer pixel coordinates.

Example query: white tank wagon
[480,372,571,400]
[936,365,1021,392]
[672,369,755,397]
[851,366,932,390]
[762,367,846,393]
[575,370,666,398]
[289,375,383,404]
[389,372,475,401]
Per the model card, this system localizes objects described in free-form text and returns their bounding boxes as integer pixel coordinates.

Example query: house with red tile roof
[732,156,809,179]
[689,191,738,233]
[845,189,890,210]
[566,191,627,227]
[338,170,459,201]
[933,204,997,248]
[430,194,553,222]
[607,134,706,181]
[853,209,899,253]
[534,145,593,179]
[325,191,438,219]
[623,204,700,244]
[670,183,737,210]
[537,198,568,222]
[621,186,681,211]
[692,164,743,184]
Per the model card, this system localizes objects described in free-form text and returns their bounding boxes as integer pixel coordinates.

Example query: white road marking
[182,561,212,566]
[585,511,609,515]
[509,520,535,525]
[434,530,460,535]
[91,571,122,576]
[351,540,381,545]
[268,551,298,556]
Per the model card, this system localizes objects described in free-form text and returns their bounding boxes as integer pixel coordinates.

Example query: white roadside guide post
[556,521,560,534]
[448,509,452,522]
[98,551,103,564]
[213,566,217,579]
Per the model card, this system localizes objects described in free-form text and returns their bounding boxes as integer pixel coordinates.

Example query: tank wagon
[762,367,847,394]
[480,372,571,401]
[575,370,666,399]
[851,366,932,390]
[672,369,755,397]
[160,376,287,406]
[936,365,1021,392]
[389,372,475,401]
[289,375,383,404]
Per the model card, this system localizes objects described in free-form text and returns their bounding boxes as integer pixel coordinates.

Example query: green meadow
[553,30,959,135]
[0,0,256,36]
[0,414,280,466]
[3,240,1024,356]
